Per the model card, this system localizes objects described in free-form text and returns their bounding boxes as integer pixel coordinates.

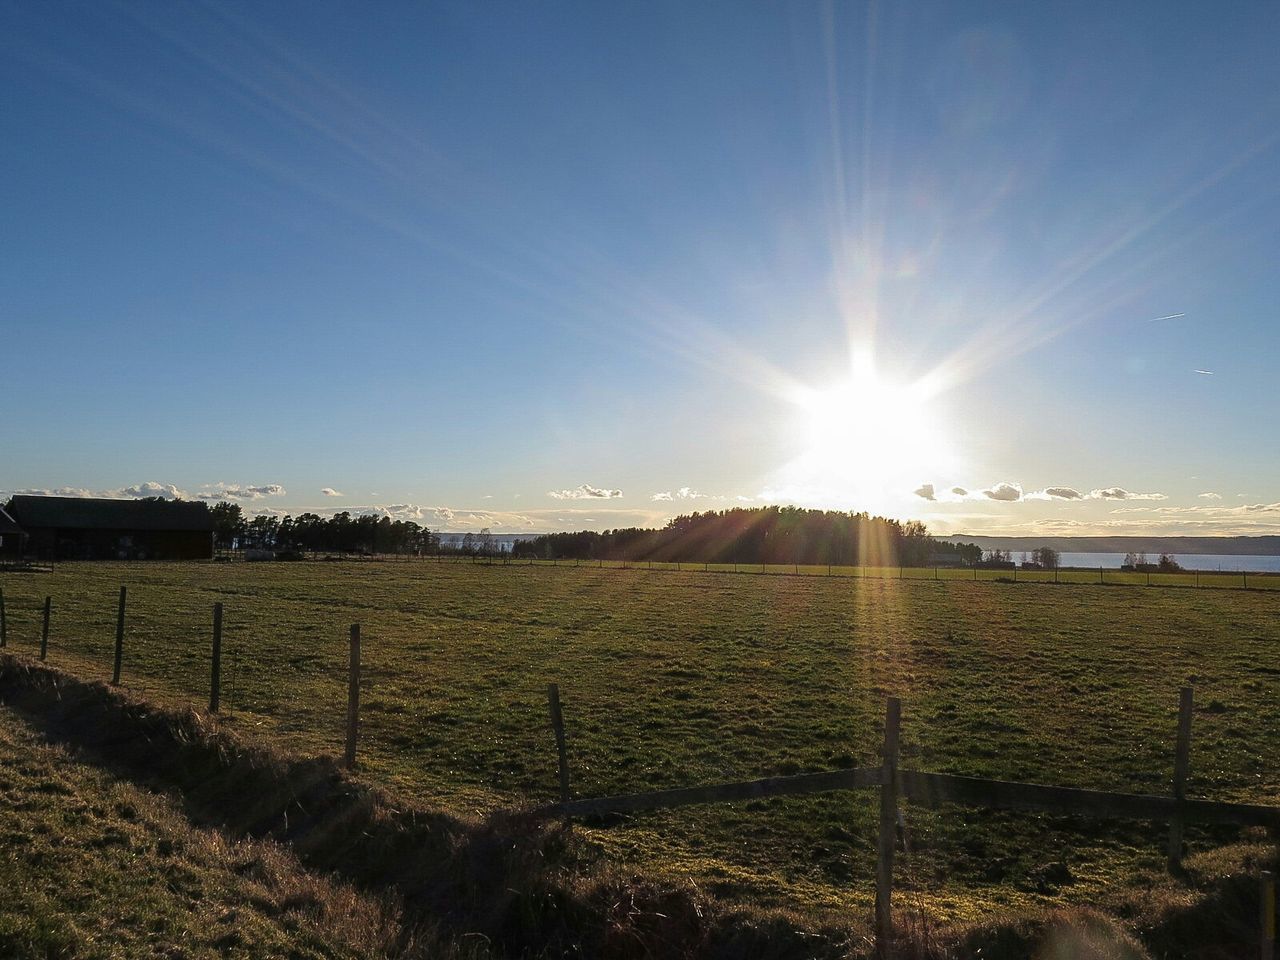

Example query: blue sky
[3,1,1278,535]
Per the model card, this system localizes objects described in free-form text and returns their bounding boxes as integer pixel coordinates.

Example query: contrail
[1148,313,1186,322]
[1194,369,1214,375]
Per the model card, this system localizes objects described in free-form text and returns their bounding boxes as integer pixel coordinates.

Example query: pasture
[2,560,1278,924]
[0,706,403,959]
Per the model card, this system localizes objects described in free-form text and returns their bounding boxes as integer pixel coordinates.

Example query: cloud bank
[9,481,187,500]
[650,486,719,502]
[197,483,287,501]
[548,484,623,500]
[913,481,1167,503]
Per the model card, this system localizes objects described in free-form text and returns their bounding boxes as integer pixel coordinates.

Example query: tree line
[209,501,992,567]
[980,547,1061,569]
[509,506,982,567]
[1122,552,1184,573]
[211,503,438,555]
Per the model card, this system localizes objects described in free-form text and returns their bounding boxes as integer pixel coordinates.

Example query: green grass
[0,704,408,959]
[1,560,1278,926]
[471,556,1279,591]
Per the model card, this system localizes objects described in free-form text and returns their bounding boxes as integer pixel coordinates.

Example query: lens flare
[771,356,956,514]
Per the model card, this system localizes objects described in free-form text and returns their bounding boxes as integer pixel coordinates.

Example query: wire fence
[420,552,1280,591]
[3,604,1277,957]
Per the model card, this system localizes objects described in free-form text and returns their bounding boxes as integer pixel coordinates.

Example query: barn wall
[0,533,24,560]
[21,527,214,561]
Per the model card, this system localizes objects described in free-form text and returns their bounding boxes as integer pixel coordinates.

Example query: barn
[0,505,25,561]
[5,495,216,561]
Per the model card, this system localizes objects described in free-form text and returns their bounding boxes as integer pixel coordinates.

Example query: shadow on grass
[1,652,1273,959]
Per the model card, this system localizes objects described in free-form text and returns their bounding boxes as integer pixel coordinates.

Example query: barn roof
[0,505,21,534]
[6,495,216,532]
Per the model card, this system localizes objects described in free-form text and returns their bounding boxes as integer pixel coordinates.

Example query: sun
[774,357,956,513]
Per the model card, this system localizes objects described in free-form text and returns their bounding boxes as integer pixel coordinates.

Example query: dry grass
[0,696,410,959]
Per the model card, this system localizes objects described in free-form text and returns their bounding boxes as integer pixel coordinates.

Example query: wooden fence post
[111,586,126,685]
[40,596,50,661]
[876,696,902,954]
[1168,686,1194,871]
[1262,870,1275,960]
[209,602,223,713]
[547,683,570,803]
[345,624,361,768]
[0,587,6,648]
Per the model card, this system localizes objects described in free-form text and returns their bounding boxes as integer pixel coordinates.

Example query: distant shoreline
[940,535,1280,556]
[435,532,1280,558]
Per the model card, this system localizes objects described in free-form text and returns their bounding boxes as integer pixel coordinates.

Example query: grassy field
[387,555,1280,591]
[0,703,410,959]
[1,560,1278,927]
[465,555,1279,590]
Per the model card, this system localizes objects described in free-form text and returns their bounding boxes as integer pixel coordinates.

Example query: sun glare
[777,359,955,513]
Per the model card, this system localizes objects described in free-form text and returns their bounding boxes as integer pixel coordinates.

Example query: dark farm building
[5,495,216,561]
[0,505,25,561]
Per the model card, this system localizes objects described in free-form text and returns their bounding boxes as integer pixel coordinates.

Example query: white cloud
[653,486,747,503]
[926,482,1167,505]
[1112,501,1280,518]
[321,487,343,497]
[1087,487,1166,501]
[345,504,425,521]
[12,487,95,498]
[245,506,291,519]
[548,484,623,500]
[197,483,286,502]
[9,482,188,500]
[118,482,187,500]
[384,503,425,519]
[1198,492,1222,500]
[337,504,542,531]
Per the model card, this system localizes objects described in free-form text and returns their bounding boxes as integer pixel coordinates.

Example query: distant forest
[211,502,980,567]
[211,503,437,555]
[511,506,981,567]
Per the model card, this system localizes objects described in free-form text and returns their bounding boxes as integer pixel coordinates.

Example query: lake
[1057,552,1280,572]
